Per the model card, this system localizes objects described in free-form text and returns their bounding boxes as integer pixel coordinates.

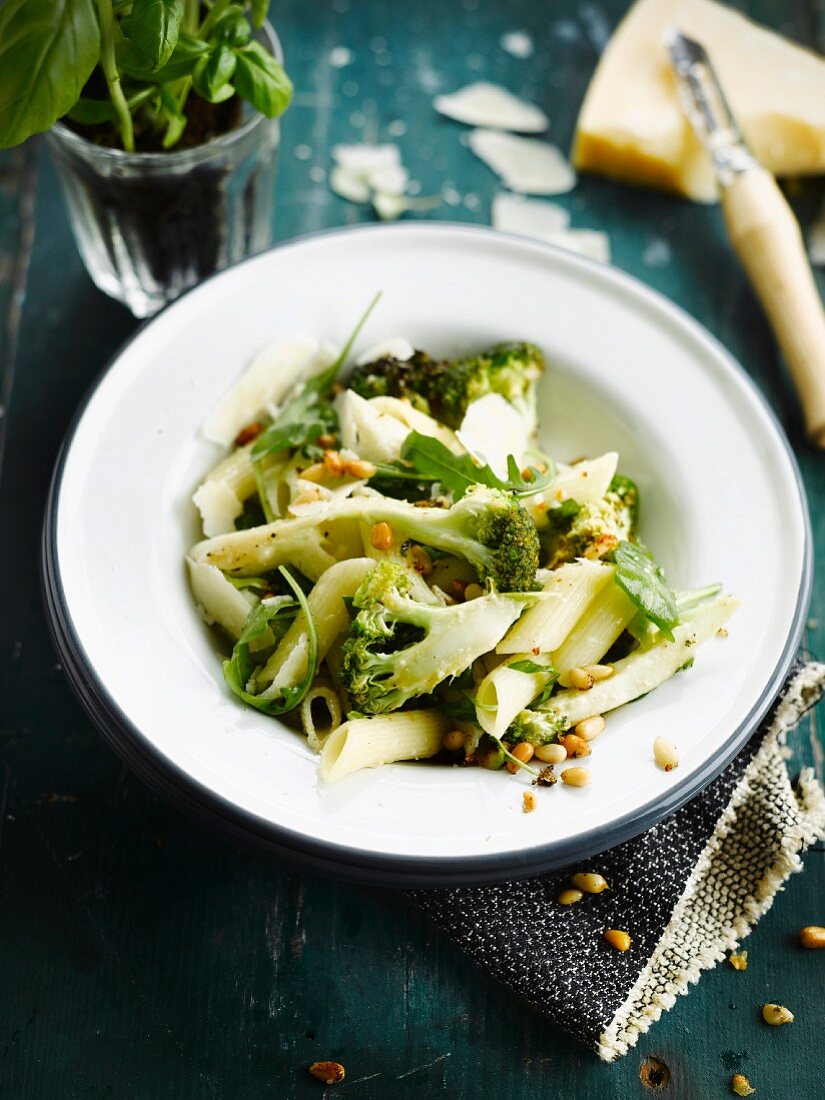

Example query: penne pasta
[301,684,344,752]
[526,452,618,526]
[553,580,637,683]
[475,652,555,738]
[497,560,612,654]
[256,557,375,694]
[540,597,737,728]
[320,709,450,782]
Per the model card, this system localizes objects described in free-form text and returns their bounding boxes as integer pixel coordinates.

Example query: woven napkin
[409,662,825,1061]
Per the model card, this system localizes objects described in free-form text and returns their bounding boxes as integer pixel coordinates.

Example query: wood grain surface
[0,2,823,1096]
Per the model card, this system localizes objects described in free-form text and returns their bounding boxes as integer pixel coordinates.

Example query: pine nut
[318,433,336,448]
[322,449,345,476]
[299,462,328,482]
[603,928,631,952]
[585,663,614,682]
[408,545,433,575]
[569,667,595,690]
[557,888,583,905]
[234,421,264,446]
[522,791,536,813]
[345,458,377,479]
[506,741,535,773]
[799,925,825,949]
[561,766,591,787]
[309,1061,345,1085]
[575,715,606,742]
[442,730,465,753]
[480,745,504,770]
[762,1003,794,1026]
[731,1074,755,1097]
[463,582,485,601]
[728,950,748,971]
[560,733,591,759]
[535,743,567,765]
[292,488,322,507]
[570,872,608,894]
[653,736,679,771]
[370,522,394,550]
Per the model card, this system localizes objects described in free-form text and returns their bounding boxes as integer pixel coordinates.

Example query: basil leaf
[250,0,269,29]
[0,0,100,149]
[223,568,318,715]
[120,31,208,82]
[508,659,553,675]
[251,294,381,462]
[120,0,183,70]
[223,574,272,590]
[609,473,640,535]
[373,432,553,502]
[213,6,252,46]
[612,541,679,641]
[233,40,293,118]
[439,693,480,724]
[193,44,237,102]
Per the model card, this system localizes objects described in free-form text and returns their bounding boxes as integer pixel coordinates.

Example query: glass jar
[47,24,283,318]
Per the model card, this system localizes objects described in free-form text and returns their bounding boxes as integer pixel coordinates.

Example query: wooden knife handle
[720,167,825,447]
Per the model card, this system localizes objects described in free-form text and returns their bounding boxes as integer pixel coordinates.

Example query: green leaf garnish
[612,541,679,641]
[222,567,318,715]
[251,293,381,462]
[371,432,553,501]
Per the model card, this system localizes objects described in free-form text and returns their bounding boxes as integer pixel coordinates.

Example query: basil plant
[0,0,292,153]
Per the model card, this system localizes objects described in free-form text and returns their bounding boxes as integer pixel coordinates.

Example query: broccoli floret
[340,561,529,713]
[505,709,568,746]
[197,486,540,592]
[348,342,545,429]
[543,489,634,568]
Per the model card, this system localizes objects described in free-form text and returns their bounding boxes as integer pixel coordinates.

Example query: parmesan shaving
[202,334,326,447]
[434,82,548,133]
[492,193,570,238]
[469,129,576,195]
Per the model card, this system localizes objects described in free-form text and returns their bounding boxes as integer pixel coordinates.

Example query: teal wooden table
[1,2,823,1096]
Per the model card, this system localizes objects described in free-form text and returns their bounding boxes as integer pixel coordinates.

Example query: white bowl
[43,223,810,885]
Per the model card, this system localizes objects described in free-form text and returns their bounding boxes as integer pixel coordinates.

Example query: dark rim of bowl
[41,221,813,888]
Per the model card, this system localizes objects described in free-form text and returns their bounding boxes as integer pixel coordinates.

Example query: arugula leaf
[612,541,679,641]
[371,432,553,501]
[120,0,183,70]
[251,294,381,462]
[222,567,318,715]
[439,694,479,724]
[223,575,272,590]
[0,0,100,149]
[508,658,553,675]
[233,40,293,118]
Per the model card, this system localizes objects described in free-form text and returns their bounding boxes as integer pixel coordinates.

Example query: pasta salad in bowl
[44,223,808,884]
[187,300,736,787]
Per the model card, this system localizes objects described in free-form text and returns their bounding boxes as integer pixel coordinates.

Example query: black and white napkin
[409,663,825,1061]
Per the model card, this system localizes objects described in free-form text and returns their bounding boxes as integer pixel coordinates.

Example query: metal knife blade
[667,30,757,184]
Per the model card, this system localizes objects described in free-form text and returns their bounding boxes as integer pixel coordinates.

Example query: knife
[669,30,825,447]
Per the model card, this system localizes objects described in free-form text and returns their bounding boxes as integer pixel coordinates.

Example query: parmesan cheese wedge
[434,82,548,132]
[573,0,825,202]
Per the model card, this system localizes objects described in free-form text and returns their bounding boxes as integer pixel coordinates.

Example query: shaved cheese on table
[434,82,548,132]
[492,193,570,238]
[573,0,825,202]
[543,229,611,264]
[469,130,576,195]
